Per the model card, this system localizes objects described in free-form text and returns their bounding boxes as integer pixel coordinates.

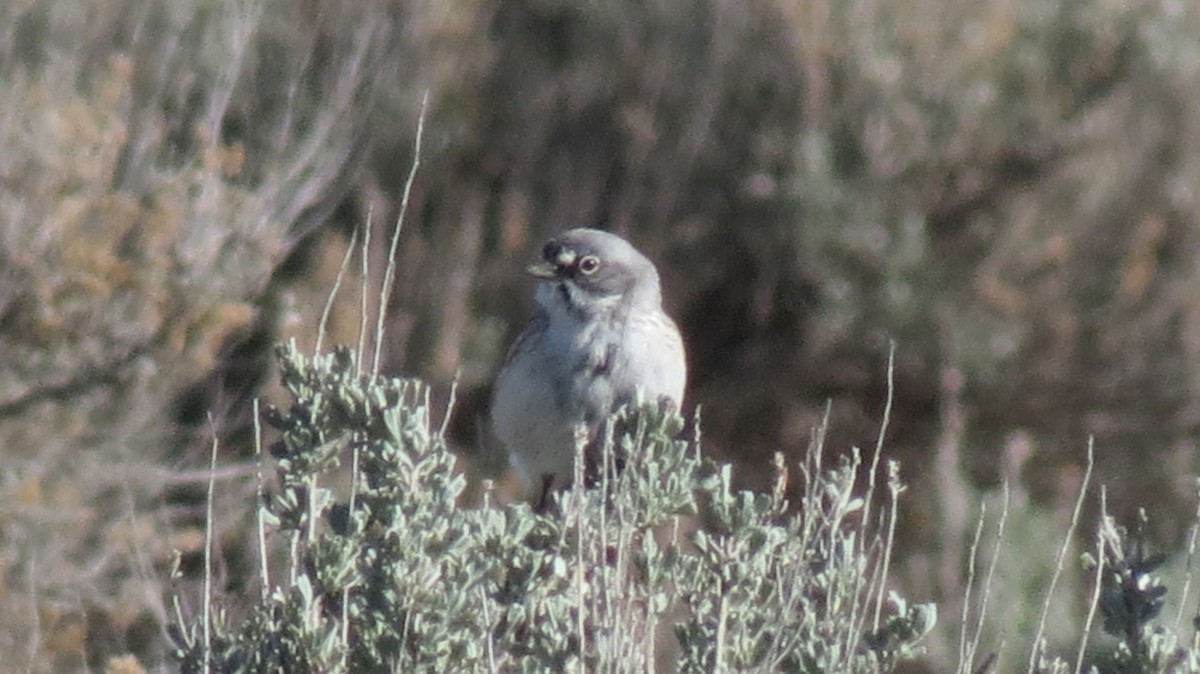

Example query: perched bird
[491,228,687,508]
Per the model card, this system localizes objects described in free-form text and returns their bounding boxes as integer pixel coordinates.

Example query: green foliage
[170,342,934,672]
[1084,512,1199,674]
[1005,507,1200,674]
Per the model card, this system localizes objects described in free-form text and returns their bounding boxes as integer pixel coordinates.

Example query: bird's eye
[578,255,601,275]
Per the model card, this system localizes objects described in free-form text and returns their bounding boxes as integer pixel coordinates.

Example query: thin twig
[872,461,903,630]
[958,500,988,669]
[253,399,270,602]
[864,342,895,525]
[1027,438,1093,674]
[440,372,459,438]
[372,90,429,376]
[315,221,359,354]
[357,210,373,374]
[853,345,895,648]
[966,483,1010,672]
[1075,487,1108,674]
[203,413,220,674]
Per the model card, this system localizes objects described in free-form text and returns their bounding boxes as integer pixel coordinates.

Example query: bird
[490,228,687,509]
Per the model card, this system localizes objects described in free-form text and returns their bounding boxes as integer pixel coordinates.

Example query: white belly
[491,307,686,493]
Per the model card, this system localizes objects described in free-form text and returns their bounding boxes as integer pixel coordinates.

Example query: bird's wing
[502,309,549,366]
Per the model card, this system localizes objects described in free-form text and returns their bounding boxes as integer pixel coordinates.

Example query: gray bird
[491,228,687,508]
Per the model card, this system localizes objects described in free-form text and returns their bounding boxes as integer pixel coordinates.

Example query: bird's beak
[526,261,559,279]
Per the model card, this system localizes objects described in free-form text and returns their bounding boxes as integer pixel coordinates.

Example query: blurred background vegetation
[3,0,1200,671]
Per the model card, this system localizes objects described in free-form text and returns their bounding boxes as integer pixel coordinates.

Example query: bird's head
[528,228,663,316]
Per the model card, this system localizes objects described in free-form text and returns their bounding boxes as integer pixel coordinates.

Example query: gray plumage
[490,228,687,505]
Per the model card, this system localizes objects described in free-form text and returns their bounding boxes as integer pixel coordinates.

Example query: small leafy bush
[169,341,934,673]
[1081,512,1200,674]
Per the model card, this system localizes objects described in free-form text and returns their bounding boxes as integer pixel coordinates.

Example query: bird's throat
[540,280,621,323]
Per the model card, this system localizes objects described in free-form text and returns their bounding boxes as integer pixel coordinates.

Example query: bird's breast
[557,310,684,419]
